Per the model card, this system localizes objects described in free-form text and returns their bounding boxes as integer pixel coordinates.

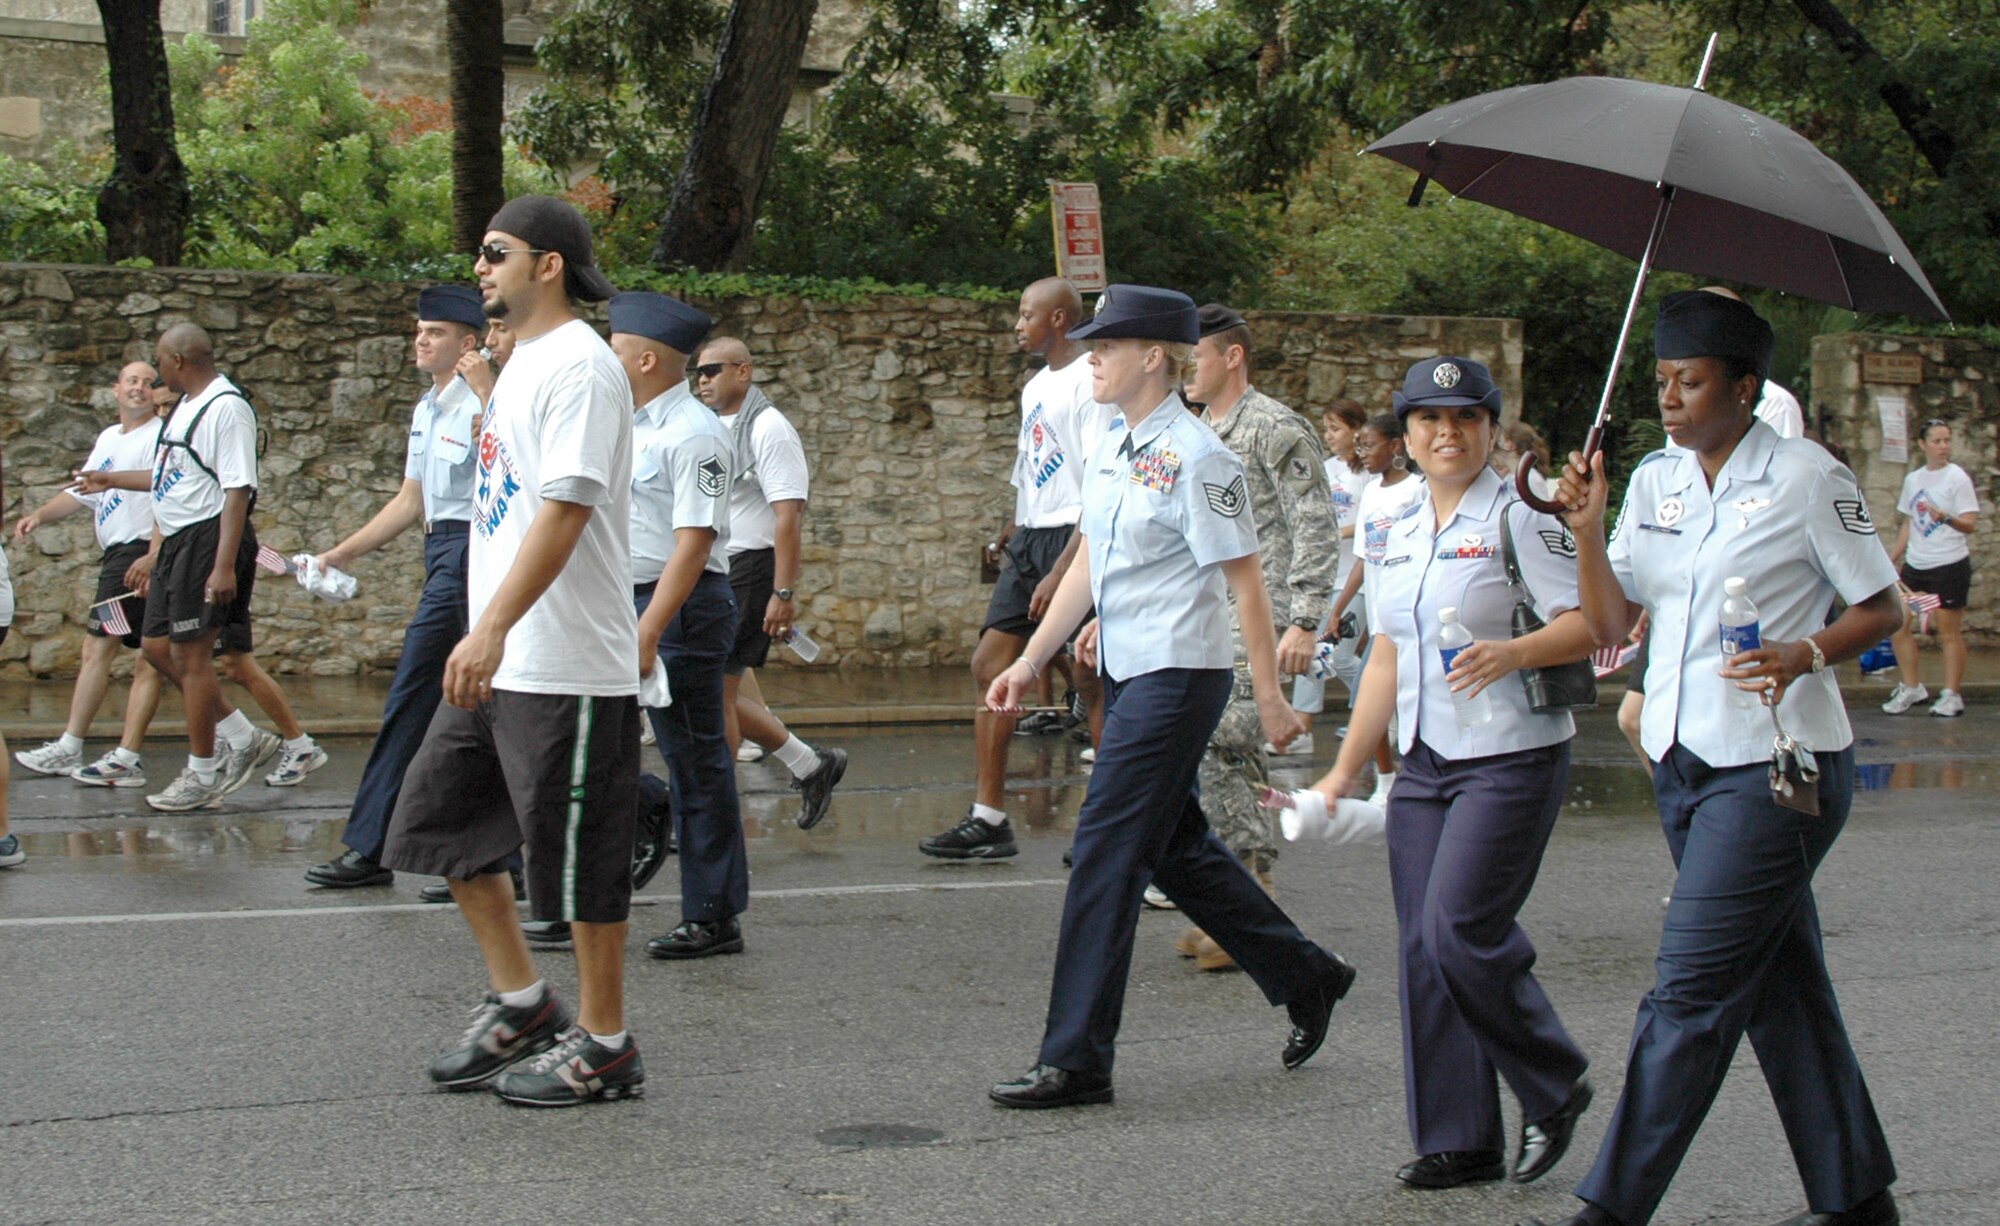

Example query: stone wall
[0,261,1520,677]
[1813,331,1999,638]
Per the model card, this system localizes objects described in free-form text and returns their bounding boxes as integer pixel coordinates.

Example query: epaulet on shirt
[1633,448,1669,469]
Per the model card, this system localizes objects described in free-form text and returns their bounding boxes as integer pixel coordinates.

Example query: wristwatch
[1804,636,1827,674]
[1290,615,1321,631]
[775,588,794,602]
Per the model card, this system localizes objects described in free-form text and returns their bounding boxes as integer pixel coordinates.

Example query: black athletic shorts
[725,546,776,675]
[1627,632,1650,697]
[982,525,1074,637]
[88,541,150,649]
[1902,557,1970,610]
[140,515,256,652]
[382,690,642,924]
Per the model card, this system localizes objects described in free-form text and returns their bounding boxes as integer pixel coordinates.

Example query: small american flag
[98,598,132,638]
[254,545,293,576]
[1591,642,1639,679]
[1905,589,1942,634]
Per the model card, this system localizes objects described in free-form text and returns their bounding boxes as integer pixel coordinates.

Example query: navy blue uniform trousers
[1389,737,1588,1156]
[637,573,747,923]
[1040,667,1335,1077]
[1577,745,1896,1225]
[340,526,468,859]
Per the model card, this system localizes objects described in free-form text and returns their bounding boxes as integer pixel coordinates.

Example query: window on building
[209,0,231,35]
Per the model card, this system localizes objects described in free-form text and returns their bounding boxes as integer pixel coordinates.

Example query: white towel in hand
[293,555,358,603]
[639,664,672,709]
[1268,789,1387,845]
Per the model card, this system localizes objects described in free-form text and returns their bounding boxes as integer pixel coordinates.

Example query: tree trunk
[448,0,507,252]
[94,0,189,265]
[1787,0,1955,178]
[653,0,820,272]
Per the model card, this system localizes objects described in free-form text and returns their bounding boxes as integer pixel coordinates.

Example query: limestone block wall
[1813,331,1998,638]
[0,261,1520,677]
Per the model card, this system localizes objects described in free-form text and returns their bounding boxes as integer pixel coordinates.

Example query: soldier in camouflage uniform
[1172,304,1339,970]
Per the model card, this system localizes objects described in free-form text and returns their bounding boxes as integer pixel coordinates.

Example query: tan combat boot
[1192,866,1275,971]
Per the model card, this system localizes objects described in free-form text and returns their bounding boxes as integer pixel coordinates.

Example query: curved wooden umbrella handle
[1514,454,1566,514]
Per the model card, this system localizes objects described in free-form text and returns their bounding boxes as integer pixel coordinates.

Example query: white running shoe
[640,721,656,746]
[266,740,330,786]
[1142,884,1178,910]
[222,729,283,796]
[1881,683,1929,715]
[736,742,765,763]
[1930,689,1965,717]
[147,767,228,812]
[1079,747,1096,764]
[72,753,147,788]
[15,740,83,776]
[1264,732,1315,757]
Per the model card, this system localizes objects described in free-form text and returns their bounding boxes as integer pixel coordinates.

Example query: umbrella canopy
[1364,75,1948,321]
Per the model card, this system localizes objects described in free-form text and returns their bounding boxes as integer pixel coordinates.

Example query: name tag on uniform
[1637,523,1683,536]
[1381,553,1413,568]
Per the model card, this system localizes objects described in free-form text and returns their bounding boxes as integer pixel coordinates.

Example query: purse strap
[1499,498,1527,593]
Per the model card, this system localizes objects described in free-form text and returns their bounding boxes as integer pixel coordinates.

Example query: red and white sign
[1049,181,1107,292]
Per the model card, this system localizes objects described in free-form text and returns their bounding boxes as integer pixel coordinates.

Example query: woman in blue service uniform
[1524,290,1904,1226]
[984,285,1358,1110]
[1306,356,1598,1192]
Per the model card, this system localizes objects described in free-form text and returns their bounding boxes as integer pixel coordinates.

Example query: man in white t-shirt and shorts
[695,335,848,830]
[382,196,643,1106]
[922,277,1114,860]
[13,360,166,788]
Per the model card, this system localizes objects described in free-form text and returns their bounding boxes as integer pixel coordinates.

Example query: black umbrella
[1363,36,1949,511]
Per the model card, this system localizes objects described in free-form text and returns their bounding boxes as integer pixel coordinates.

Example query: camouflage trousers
[1198,671,1277,871]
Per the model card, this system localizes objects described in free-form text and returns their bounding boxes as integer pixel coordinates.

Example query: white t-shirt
[1355,473,1425,572]
[151,376,257,536]
[1898,461,1978,569]
[718,405,809,555]
[74,419,160,549]
[472,318,638,697]
[1014,355,1114,529]
[1324,455,1368,591]
[0,546,13,629]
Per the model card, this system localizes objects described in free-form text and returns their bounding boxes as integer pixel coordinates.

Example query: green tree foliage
[0,146,107,263]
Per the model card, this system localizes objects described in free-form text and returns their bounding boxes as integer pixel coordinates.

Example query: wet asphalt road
[2,705,1996,1225]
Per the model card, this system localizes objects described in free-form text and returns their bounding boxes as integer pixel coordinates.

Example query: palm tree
[447,0,506,254]
[95,0,190,265]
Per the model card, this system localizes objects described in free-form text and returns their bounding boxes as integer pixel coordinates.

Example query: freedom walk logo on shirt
[1021,403,1067,491]
[475,427,523,540]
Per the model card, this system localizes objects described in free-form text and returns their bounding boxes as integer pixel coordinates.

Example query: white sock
[497,980,547,1008]
[189,754,221,783]
[111,746,141,766]
[590,1029,629,1050]
[773,735,818,779]
[284,734,314,753]
[971,803,1007,826]
[216,709,254,750]
[58,732,85,755]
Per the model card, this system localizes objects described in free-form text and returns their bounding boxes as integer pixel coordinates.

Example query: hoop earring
[1392,454,1407,471]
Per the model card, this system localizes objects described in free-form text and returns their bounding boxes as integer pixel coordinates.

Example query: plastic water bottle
[1718,576,1763,709]
[1437,606,1492,729]
[1306,639,1340,680]
[782,626,821,663]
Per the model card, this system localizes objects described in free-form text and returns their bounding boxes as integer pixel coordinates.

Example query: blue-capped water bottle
[1719,576,1762,709]
[1437,607,1492,729]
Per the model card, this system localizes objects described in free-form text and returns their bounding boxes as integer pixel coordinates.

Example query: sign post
[1049,181,1107,292]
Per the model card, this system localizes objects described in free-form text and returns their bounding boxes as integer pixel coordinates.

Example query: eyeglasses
[695,361,745,380]
[1921,418,1949,429]
[475,241,548,265]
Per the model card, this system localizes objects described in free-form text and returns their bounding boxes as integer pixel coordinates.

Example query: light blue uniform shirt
[1369,466,1581,758]
[1609,421,1896,767]
[404,380,480,525]
[1080,394,1259,682]
[629,383,732,586]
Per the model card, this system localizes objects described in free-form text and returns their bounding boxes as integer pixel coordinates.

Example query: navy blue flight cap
[416,284,485,330]
[607,291,713,356]
[1067,284,1199,344]
[1655,289,1774,379]
[1393,355,1504,420]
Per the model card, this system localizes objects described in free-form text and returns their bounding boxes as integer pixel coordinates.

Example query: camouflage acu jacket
[1205,386,1337,637]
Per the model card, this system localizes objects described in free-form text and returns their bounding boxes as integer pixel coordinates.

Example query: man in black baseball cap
[479,194,617,308]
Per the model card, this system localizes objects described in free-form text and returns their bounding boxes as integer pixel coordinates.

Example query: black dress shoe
[1397,1150,1505,1188]
[1282,951,1358,1069]
[646,917,744,959]
[1517,1205,1624,1226]
[988,1063,1112,1109]
[304,849,393,888]
[420,868,527,904]
[522,920,572,946]
[794,746,847,830]
[1769,1190,1898,1226]
[1513,1074,1594,1183]
[631,774,674,891]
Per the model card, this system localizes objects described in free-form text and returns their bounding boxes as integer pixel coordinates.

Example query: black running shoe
[919,811,1018,859]
[794,747,848,830]
[1012,710,1062,736]
[491,1026,645,1107]
[428,989,572,1089]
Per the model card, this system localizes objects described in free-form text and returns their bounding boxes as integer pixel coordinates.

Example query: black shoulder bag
[1499,504,1598,712]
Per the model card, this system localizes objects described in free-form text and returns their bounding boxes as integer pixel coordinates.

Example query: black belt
[424,520,470,535]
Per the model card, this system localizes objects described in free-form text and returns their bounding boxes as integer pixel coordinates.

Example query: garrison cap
[1654,289,1774,379]
[1067,284,1199,344]
[607,291,713,356]
[1393,356,1504,420]
[416,284,486,330]
[1196,303,1249,338]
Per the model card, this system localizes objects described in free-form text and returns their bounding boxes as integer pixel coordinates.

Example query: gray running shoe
[15,740,83,776]
[147,767,228,812]
[491,1026,645,1106]
[72,753,147,788]
[0,834,24,868]
[221,728,283,796]
[265,740,329,786]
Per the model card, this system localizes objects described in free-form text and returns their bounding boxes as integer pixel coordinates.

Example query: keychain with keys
[1764,687,1819,815]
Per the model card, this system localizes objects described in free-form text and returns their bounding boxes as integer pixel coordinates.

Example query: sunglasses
[695,361,745,380]
[475,241,548,265]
